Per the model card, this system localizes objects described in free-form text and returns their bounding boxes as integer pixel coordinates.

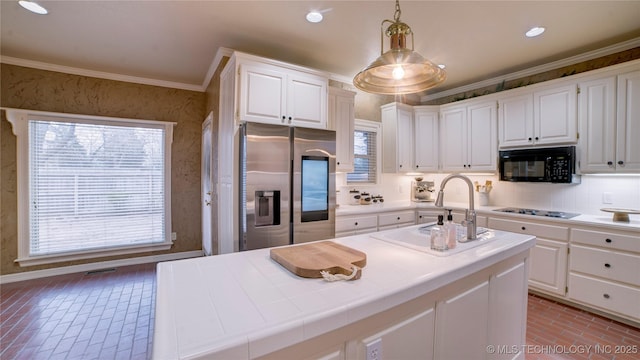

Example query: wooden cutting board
[270,241,366,280]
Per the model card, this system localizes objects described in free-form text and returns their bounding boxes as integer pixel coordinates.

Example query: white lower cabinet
[568,227,640,323]
[377,210,415,231]
[335,214,378,238]
[336,210,417,237]
[352,308,435,360]
[527,238,568,295]
[488,217,569,296]
[489,262,528,360]
[417,209,442,224]
[435,281,490,359]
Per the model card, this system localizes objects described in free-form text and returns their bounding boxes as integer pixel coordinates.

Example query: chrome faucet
[435,174,477,241]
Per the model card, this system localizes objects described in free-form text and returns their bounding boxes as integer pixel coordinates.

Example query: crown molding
[0,56,205,92]
[421,37,640,103]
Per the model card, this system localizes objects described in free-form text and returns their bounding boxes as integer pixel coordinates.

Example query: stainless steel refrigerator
[239,122,336,251]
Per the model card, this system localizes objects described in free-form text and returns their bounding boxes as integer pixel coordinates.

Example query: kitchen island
[153,225,535,359]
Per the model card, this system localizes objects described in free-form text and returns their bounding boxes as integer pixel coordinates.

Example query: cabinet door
[329,88,355,172]
[489,261,528,360]
[435,281,489,360]
[381,103,413,173]
[352,308,435,360]
[467,101,497,171]
[239,62,287,124]
[287,72,327,128]
[498,93,534,148]
[528,238,568,296]
[616,70,640,172]
[417,210,441,224]
[578,76,617,173]
[534,83,578,145]
[440,105,468,172]
[396,109,414,172]
[414,108,440,172]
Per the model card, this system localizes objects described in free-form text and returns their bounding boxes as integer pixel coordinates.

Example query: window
[347,119,380,184]
[6,109,175,266]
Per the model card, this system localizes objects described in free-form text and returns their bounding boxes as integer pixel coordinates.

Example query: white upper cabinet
[382,102,414,173]
[498,83,577,148]
[328,87,356,172]
[578,76,617,173]
[534,83,578,145]
[237,56,328,129]
[498,93,534,148]
[441,99,497,172]
[413,106,440,172]
[440,105,467,171]
[578,66,640,173]
[467,101,498,171]
[615,69,640,172]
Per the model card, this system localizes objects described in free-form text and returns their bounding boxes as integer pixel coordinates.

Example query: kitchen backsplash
[337,173,640,217]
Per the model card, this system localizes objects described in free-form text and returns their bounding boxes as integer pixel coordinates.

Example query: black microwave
[499,146,576,183]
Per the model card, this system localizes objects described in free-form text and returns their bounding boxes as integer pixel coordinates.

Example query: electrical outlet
[603,192,613,204]
[365,338,382,360]
[171,232,177,241]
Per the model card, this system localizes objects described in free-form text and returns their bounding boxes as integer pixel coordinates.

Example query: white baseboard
[0,250,203,284]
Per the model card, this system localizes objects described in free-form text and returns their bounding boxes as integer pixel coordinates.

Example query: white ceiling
[2,1,640,96]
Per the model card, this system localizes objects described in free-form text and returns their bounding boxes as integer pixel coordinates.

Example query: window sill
[15,241,174,267]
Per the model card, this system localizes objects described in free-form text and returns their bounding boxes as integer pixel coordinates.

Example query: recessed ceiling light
[306,11,323,23]
[18,0,48,15]
[438,64,446,69]
[526,26,545,38]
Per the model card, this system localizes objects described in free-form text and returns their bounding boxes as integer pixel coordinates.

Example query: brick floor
[1,264,155,360]
[1,263,638,359]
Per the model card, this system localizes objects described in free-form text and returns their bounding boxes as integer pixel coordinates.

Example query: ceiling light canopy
[526,26,545,38]
[306,11,323,23]
[353,0,446,95]
[18,0,48,14]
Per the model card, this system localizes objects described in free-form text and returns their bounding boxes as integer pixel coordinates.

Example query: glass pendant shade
[353,0,446,95]
[353,48,446,95]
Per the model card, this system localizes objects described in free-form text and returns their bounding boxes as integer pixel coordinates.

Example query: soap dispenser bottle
[430,215,447,251]
[445,210,457,249]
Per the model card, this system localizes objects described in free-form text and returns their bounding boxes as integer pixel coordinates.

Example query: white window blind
[28,119,167,256]
[347,127,378,184]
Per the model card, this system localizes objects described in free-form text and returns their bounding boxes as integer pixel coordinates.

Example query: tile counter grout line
[1,263,638,359]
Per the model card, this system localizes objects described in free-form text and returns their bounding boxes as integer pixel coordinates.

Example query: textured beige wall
[0,64,206,275]
[424,47,640,105]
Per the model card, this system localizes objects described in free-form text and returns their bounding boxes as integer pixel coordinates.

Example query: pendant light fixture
[353,0,446,95]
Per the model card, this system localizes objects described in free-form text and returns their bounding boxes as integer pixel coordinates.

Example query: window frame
[5,108,175,266]
[347,119,381,185]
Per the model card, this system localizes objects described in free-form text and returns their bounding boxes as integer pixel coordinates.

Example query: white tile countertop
[337,201,640,231]
[153,227,535,359]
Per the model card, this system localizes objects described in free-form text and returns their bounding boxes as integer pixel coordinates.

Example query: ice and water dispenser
[254,190,280,226]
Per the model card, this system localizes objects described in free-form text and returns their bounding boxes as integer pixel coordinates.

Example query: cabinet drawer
[570,245,640,286]
[571,228,640,253]
[488,218,569,241]
[568,273,640,321]
[378,211,415,227]
[335,215,377,232]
